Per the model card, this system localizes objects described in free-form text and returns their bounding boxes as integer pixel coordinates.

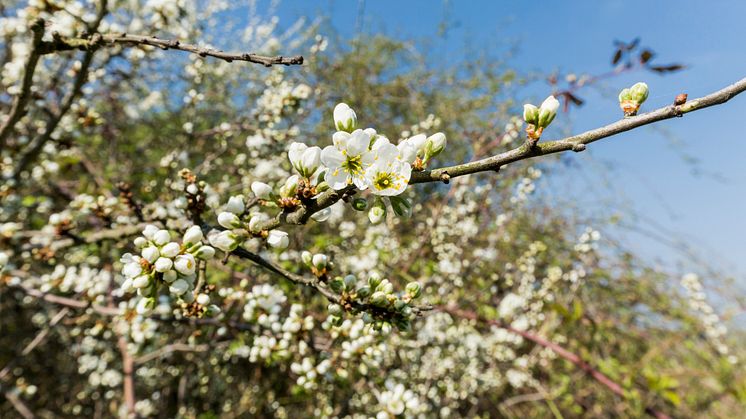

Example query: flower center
[374,172,395,190]
[342,154,363,175]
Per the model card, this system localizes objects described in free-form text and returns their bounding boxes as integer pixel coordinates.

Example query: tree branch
[226,233,433,318]
[410,76,746,184]
[0,18,46,151]
[40,32,304,67]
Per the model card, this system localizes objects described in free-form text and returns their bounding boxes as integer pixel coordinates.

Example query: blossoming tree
[1,1,745,418]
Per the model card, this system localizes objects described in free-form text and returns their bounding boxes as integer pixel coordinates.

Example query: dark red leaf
[649,64,685,73]
[639,49,655,64]
[612,49,623,65]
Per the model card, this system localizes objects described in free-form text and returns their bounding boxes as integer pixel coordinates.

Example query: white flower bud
[160,242,180,258]
[141,246,159,263]
[153,229,171,246]
[194,245,215,260]
[423,132,446,162]
[225,195,245,214]
[182,225,203,245]
[251,181,273,200]
[218,212,241,229]
[163,270,177,283]
[248,212,270,233]
[280,175,300,198]
[333,103,357,132]
[142,225,159,240]
[133,237,147,248]
[405,134,428,157]
[267,230,289,249]
[397,141,417,163]
[136,297,156,315]
[208,230,239,252]
[186,183,199,195]
[301,251,312,266]
[120,278,134,293]
[312,254,327,270]
[174,254,197,275]
[288,143,322,177]
[169,279,189,296]
[523,103,539,125]
[537,95,559,128]
[122,262,142,278]
[154,257,173,272]
[196,293,210,305]
[132,275,150,289]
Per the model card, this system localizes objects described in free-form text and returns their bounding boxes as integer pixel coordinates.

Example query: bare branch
[133,342,210,365]
[411,76,746,184]
[0,18,45,151]
[40,32,304,67]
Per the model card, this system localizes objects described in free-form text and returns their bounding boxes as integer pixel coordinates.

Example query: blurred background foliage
[0,1,744,418]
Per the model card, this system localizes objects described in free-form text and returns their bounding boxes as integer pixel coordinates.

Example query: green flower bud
[630,82,649,104]
[330,315,343,327]
[368,271,382,289]
[315,181,330,194]
[343,274,357,290]
[280,175,299,198]
[327,303,344,316]
[619,82,649,116]
[537,95,560,129]
[423,132,447,163]
[405,281,422,298]
[356,286,371,298]
[351,197,368,211]
[523,104,539,125]
[379,280,394,294]
[301,250,312,267]
[370,291,387,306]
[389,196,412,218]
[394,318,411,332]
[329,277,345,294]
[393,299,406,310]
[618,87,632,103]
[205,304,222,316]
[401,306,413,318]
[362,312,374,324]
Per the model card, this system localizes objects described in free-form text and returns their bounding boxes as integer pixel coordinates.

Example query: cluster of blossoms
[680,273,736,363]
[320,262,424,332]
[209,194,291,253]
[282,103,446,223]
[120,225,217,316]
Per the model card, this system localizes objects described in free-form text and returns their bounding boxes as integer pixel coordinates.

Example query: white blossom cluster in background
[1,1,742,417]
[681,273,737,363]
[120,225,217,315]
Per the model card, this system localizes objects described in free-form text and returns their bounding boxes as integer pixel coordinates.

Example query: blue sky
[269,0,746,281]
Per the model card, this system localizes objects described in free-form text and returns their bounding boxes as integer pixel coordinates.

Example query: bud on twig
[618,82,649,116]
[368,198,386,224]
[333,103,357,132]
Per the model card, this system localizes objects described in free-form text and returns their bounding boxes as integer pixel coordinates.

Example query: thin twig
[40,32,304,67]
[410,76,746,183]
[0,18,45,151]
[133,342,210,365]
